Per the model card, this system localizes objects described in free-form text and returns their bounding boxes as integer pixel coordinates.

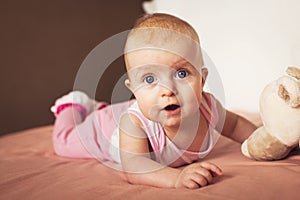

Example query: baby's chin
[161,118,182,129]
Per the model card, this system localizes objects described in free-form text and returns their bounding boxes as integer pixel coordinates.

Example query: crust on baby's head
[125,13,201,52]
[124,13,203,70]
[131,13,200,43]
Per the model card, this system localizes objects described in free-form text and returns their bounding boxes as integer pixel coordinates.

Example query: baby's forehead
[125,28,202,66]
[126,57,201,78]
[125,48,203,74]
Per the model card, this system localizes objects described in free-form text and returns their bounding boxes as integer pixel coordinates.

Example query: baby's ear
[201,67,208,84]
[125,79,133,91]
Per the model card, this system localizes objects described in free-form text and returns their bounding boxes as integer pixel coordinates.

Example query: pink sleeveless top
[78,92,220,165]
[125,92,220,167]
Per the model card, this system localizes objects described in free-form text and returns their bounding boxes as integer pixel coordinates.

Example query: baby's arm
[119,114,222,189]
[215,100,257,143]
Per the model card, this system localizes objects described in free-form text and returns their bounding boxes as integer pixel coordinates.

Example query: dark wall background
[0,0,145,135]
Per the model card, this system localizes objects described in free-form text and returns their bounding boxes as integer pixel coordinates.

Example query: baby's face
[125,48,206,128]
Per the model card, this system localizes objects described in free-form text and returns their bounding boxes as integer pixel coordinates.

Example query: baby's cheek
[179,84,198,97]
[136,98,150,113]
[183,89,202,107]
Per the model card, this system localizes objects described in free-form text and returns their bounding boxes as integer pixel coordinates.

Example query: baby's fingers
[191,172,210,187]
[199,162,223,176]
[181,173,209,189]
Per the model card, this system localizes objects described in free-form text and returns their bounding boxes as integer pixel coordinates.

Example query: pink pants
[52,101,133,161]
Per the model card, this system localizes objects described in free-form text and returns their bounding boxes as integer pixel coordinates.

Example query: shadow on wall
[0,0,144,135]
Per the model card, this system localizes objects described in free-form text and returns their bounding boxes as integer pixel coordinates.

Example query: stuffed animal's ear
[278,84,291,103]
[277,67,300,108]
[278,83,300,108]
[286,66,300,80]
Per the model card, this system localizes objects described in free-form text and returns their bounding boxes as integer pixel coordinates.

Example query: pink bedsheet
[0,113,299,199]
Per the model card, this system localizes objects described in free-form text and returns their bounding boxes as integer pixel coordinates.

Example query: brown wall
[0,0,144,135]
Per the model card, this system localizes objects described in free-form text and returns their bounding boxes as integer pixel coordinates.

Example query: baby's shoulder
[119,112,149,139]
[119,112,143,129]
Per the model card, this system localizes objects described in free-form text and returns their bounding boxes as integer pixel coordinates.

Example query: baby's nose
[159,81,177,97]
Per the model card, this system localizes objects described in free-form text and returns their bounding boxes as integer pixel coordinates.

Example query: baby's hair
[124,13,204,72]
[131,13,200,43]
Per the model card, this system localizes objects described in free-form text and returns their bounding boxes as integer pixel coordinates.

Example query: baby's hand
[175,162,222,189]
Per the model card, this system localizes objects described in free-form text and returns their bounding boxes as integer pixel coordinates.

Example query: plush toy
[241,66,300,161]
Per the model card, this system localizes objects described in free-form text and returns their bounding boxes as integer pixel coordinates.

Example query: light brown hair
[131,13,200,43]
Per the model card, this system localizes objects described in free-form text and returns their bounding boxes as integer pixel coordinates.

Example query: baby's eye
[175,69,189,79]
[144,75,156,84]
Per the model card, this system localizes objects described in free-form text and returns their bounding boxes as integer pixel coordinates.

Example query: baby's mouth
[164,104,180,111]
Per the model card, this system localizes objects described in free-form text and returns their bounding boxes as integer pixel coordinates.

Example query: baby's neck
[163,111,209,152]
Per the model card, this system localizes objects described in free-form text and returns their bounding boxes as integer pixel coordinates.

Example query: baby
[51,13,257,189]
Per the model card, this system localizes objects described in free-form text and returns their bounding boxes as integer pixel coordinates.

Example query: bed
[1,112,299,200]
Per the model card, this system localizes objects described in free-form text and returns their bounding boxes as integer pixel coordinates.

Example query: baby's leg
[52,107,94,158]
[51,91,108,159]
